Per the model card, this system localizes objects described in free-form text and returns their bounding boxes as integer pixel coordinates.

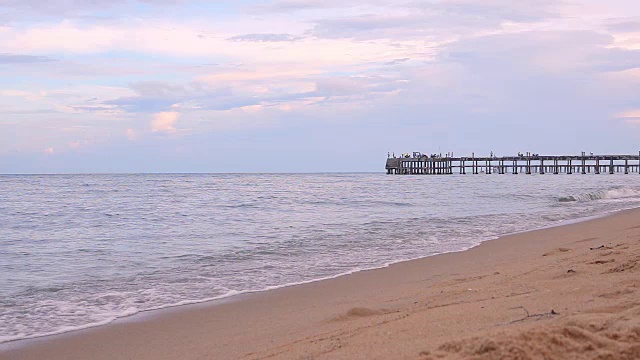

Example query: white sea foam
[557,186,640,202]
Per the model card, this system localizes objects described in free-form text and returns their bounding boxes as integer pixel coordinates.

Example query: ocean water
[1,173,640,344]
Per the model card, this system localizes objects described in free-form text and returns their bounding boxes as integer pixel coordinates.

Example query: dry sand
[2,208,640,360]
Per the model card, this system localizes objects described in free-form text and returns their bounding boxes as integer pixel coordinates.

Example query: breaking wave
[558,187,640,203]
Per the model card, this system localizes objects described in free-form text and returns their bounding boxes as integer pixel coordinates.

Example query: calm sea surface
[1,173,640,343]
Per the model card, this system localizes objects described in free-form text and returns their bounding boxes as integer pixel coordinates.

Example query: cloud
[310,75,405,98]
[105,75,390,115]
[620,111,640,127]
[385,58,410,65]
[607,21,640,33]
[129,81,230,99]
[586,47,640,72]
[68,105,122,114]
[68,141,82,149]
[247,0,349,13]
[105,81,234,113]
[311,14,425,40]
[0,54,56,64]
[126,128,137,140]
[227,33,301,42]
[0,20,414,69]
[308,0,563,40]
[418,0,561,23]
[444,30,640,74]
[0,0,182,18]
[44,146,54,154]
[615,109,640,118]
[151,111,179,133]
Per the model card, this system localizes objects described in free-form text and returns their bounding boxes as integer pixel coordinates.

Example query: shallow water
[1,173,640,343]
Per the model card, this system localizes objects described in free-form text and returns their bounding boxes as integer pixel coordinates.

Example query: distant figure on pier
[490,151,493,158]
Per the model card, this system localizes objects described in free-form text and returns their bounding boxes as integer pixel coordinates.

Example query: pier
[386,152,640,175]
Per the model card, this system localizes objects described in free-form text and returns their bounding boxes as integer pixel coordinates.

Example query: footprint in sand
[589,259,615,265]
[543,247,571,257]
[345,307,382,317]
[332,307,384,322]
[597,288,635,299]
[606,258,639,273]
[573,237,599,243]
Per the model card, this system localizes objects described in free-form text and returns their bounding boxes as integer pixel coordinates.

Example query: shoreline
[3,207,640,359]
[0,206,629,347]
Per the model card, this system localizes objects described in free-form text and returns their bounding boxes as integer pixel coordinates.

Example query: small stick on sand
[510,306,558,324]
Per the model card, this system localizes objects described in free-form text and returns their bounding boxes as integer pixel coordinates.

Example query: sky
[1,0,640,173]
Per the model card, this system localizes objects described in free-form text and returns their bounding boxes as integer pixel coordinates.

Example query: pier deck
[386,153,640,175]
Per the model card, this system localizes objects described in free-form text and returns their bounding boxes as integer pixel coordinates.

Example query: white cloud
[126,128,137,140]
[0,89,34,97]
[0,20,419,67]
[44,146,54,154]
[151,111,179,133]
[616,109,640,118]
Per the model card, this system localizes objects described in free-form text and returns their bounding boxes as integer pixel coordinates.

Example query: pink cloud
[151,111,179,133]
[126,128,138,140]
[616,109,640,118]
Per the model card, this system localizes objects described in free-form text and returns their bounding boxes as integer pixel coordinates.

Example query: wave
[558,187,640,203]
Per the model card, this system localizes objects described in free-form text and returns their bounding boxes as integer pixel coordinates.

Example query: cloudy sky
[1,0,639,173]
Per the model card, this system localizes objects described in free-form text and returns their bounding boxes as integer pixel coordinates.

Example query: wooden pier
[386,152,640,175]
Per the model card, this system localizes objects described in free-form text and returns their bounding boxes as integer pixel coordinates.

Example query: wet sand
[2,208,640,360]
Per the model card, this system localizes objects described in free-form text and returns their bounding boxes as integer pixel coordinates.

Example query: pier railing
[385,153,640,175]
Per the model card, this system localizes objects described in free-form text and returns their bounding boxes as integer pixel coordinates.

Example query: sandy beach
[2,208,639,360]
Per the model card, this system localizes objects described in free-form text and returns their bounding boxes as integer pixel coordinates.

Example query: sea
[1,173,640,344]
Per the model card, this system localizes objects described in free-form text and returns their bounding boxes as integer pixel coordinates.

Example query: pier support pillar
[610,158,614,174]
[472,153,476,174]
